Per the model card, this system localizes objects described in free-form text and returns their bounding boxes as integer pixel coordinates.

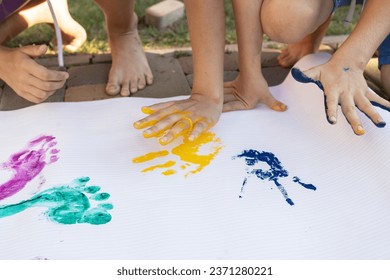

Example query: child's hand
[298,59,390,135]
[133,93,223,145]
[0,45,69,103]
[223,74,287,112]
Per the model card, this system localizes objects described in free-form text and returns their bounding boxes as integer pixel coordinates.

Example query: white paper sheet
[0,53,389,260]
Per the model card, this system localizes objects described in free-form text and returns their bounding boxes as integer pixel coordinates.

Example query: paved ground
[0,36,388,111]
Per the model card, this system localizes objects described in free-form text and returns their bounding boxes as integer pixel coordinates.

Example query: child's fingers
[142,101,178,114]
[302,67,321,83]
[27,61,69,82]
[22,85,53,103]
[19,90,44,104]
[325,93,339,124]
[340,95,364,135]
[188,120,210,141]
[262,95,287,112]
[28,75,65,92]
[355,96,386,127]
[158,117,193,145]
[134,105,180,129]
[20,44,48,58]
[141,113,183,137]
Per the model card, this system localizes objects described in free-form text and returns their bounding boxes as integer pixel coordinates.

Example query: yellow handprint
[132,132,223,177]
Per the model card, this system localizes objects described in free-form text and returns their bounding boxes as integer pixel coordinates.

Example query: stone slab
[64,54,92,66]
[0,85,65,111]
[67,53,190,100]
[186,71,239,88]
[36,56,59,68]
[131,53,191,98]
[224,52,239,71]
[177,55,193,75]
[146,0,185,30]
[186,66,288,89]
[67,63,111,88]
[262,66,290,87]
[92,53,112,64]
[37,54,91,68]
[261,49,282,68]
[65,84,120,102]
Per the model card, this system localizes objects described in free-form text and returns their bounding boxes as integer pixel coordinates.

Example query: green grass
[5,1,360,54]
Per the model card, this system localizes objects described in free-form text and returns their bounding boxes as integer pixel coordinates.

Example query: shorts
[333,0,365,13]
[0,0,30,23]
[379,34,390,68]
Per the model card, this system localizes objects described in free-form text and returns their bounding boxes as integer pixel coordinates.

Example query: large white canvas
[0,53,389,260]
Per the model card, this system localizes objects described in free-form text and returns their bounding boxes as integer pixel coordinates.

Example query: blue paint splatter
[234,150,317,206]
[292,176,317,191]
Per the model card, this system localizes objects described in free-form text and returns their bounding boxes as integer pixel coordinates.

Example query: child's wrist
[330,53,366,72]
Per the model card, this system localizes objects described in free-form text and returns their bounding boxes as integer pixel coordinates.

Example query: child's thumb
[20,45,48,58]
[291,67,323,91]
[302,67,321,82]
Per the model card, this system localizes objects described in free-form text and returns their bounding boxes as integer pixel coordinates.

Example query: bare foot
[277,16,331,69]
[105,13,153,96]
[277,41,316,68]
[18,0,86,52]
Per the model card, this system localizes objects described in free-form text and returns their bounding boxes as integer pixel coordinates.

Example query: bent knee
[261,0,328,43]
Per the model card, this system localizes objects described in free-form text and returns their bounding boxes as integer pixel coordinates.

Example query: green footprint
[0,177,113,225]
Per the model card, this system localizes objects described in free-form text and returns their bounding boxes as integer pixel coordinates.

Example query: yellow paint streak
[171,132,223,176]
[132,150,169,163]
[162,169,177,176]
[141,160,176,173]
[141,107,155,115]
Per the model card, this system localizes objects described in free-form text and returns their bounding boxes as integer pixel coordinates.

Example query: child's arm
[223,0,286,113]
[300,0,390,135]
[0,45,69,104]
[134,0,226,145]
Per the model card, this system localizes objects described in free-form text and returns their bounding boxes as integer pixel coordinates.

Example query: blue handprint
[234,150,317,205]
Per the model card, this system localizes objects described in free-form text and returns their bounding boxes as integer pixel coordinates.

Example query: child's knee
[261,0,330,43]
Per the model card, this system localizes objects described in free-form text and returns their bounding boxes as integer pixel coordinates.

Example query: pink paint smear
[0,135,59,200]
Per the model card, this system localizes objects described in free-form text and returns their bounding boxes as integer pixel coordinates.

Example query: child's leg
[277,16,331,68]
[378,34,390,97]
[381,64,390,97]
[93,0,153,96]
[224,0,333,111]
[0,0,86,51]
